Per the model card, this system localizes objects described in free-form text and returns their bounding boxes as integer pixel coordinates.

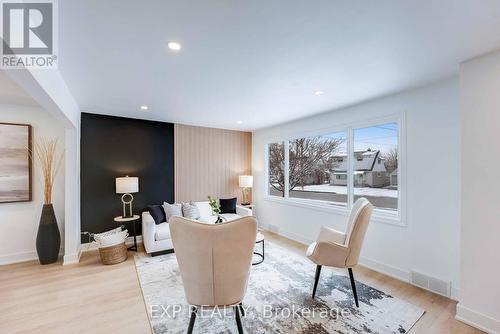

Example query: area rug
[134,241,424,334]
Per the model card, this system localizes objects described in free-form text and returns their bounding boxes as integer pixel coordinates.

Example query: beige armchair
[306,198,373,307]
[169,216,257,334]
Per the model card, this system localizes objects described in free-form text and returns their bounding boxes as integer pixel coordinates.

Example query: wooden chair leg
[348,268,359,307]
[234,305,244,334]
[312,265,322,298]
[187,306,197,334]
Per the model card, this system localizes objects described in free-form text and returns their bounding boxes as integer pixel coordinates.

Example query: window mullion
[265,144,270,196]
[284,140,290,198]
[347,127,354,210]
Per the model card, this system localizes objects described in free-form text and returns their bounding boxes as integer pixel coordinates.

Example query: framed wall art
[0,123,32,203]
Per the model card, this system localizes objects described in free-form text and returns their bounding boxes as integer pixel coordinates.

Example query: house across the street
[390,168,398,186]
[330,149,389,187]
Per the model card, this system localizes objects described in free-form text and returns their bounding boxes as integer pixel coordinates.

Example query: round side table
[114,215,140,251]
[253,232,265,265]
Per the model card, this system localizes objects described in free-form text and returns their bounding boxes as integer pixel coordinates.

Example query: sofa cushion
[220,213,241,222]
[195,201,213,217]
[182,202,200,219]
[198,214,241,224]
[198,215,218,224]
[220,197,237,214]
[163,202,182,222]
[155,222,171,241]
[148,205,166,225]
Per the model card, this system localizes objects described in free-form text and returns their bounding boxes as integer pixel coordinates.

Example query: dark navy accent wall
[80,113,174,240]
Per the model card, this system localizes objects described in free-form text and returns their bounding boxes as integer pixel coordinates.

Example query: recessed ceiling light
[314,90,324,96]
[167,41,182,51]
[236,120,243,125]
[140,105,149,111]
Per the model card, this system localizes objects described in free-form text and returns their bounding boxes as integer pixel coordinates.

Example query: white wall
[252,78,461,297]
[0,105,66,265]
[457,50,500,333]
[5,67,82,265]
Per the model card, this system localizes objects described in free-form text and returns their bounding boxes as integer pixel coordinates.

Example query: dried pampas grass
[28,138,64,205]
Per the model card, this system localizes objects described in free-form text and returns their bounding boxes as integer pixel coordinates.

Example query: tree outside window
[268,142,284,196]
[266,121,400,215]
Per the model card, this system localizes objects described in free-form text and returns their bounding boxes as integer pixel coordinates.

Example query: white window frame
[264,113,406,227]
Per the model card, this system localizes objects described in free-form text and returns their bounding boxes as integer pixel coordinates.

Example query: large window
[268,142,284,197]
[352,122,398,211]
[266,118,402,221]
[288,132,347,207]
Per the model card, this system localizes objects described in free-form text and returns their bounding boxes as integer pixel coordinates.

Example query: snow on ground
[294,184,398,198]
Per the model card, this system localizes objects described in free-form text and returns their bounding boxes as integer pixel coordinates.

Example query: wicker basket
[99,242,128,265]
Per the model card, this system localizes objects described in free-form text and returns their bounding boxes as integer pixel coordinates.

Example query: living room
[0,1,499,334]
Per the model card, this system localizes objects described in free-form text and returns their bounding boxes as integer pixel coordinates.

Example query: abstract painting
[0,123,32,203]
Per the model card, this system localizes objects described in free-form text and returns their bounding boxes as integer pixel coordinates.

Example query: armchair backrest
[169,216,257,306]
[345,198,373,266]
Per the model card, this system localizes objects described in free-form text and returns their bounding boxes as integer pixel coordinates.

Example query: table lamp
[116,176,139,218]
[239,175,253,205]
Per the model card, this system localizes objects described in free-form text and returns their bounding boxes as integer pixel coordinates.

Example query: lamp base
[121,193,134,218]
[241,187,251,207]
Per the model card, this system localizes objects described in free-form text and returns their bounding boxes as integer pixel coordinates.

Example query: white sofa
[142,201,253,255]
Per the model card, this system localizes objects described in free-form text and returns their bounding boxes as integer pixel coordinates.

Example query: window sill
[264,195,349,215]
[371,209,406,227]
[263,195,406,227]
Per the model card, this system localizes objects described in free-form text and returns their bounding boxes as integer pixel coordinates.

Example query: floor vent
[409,270,451,297]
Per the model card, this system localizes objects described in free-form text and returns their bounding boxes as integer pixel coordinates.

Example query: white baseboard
[451,287,460,301]
[360,258,462,301]
[63,245,82,265]
[259,222,314,245]
[126,235,143,247]
[358,255,410,282]
[1,237,140,265]
[260,223,410,282]
[456,303,500,334]
[0,248,64,266]
[0,250,39,265]
[259,224,460,301]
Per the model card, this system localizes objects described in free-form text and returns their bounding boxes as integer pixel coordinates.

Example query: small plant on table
[208,196,223,223]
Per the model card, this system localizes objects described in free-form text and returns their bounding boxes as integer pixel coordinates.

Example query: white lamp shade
[239,175,253,188]
[115,176,139,194]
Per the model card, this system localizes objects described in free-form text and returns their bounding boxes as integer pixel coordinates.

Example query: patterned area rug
[134,241,424,334]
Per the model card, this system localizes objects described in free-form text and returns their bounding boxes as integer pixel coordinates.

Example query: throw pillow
[148,205,166,225]
[182,202,200,219]
[219,197,237,214]
[163,202,182,222]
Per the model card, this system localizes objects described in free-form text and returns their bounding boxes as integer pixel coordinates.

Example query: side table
[114,215,140,251]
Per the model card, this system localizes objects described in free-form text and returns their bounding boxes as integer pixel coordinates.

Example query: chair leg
[348,268,359,308]
[234,305,244,334]
[187,306,197,334]
[238,302,245,317]
[312,265,322,299]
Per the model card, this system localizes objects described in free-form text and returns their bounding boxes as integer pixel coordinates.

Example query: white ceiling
[59,0,500,131]
[0,71,39,107]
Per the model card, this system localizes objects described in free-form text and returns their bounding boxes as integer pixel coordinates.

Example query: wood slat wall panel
[174,124,252,203]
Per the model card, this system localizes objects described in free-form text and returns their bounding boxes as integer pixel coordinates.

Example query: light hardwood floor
[0,232,482,334]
